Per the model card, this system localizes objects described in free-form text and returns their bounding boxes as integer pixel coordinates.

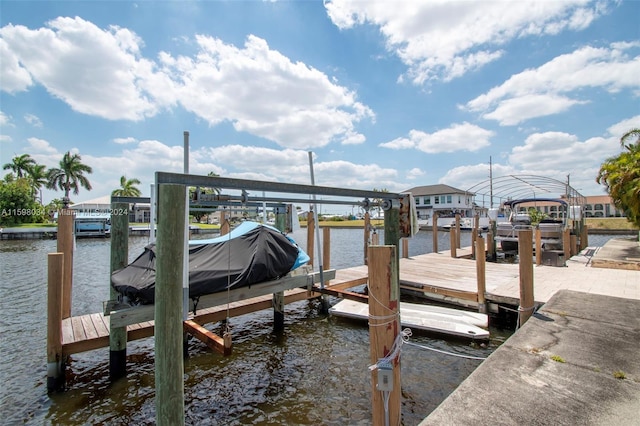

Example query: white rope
[403,341,488,360]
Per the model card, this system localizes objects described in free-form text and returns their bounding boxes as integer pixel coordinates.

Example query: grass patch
[9,222,57,228]
[550,355,566,363]
[585,218,638,231]
[613,370,626,380]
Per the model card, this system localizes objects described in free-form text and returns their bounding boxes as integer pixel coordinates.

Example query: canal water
[0,228,616,425]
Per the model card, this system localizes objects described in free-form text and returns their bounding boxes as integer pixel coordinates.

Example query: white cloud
[406,167,424,180]
[161,34,373,148]
[24,113,42,127]
[113,137,138,144]
[0,135,11,143]
[379,122,493,153]
[0,111,12,126]
[0,17,166,120]
[27,137,59,155]
[325,0,607,83]
[0,37,33,93]
[1,19,373,149]
[466,43,640,125]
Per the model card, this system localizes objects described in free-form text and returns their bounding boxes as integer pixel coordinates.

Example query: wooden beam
[184,320,231,356]
[475,235,486,313]
[400,282,478,302]
[368,245,401,426]
[518,229,534,326]
[57,209,74,319]
[311,286,369,303]
[155,183,185,426]
[109,201,129,381]
[47,252,64,392]
[108,270,336,328]
[432,213,438,253]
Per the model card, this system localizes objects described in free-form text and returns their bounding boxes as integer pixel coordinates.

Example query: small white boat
[329,299,489,340]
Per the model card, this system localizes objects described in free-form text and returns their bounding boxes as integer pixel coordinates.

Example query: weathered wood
[364,212,370,265]
[184,320,231,356]
[455,213,461,248]
[535,228,542,266]
[475,236,486,313]
[402,238,409,258]
[368,245,401,426]
[47,252,64,392]
[323,227,331,272]
[563,228,571,262]
[487,228,495,260]
[432,213,438,253]
[109,270,336,328]
[306,211,315,267]
[450,228,457,258]
[220,215,230,236]
[570,234,577,256]
[471,228,477,259]
[400,283,479,302]
[109,201,129,380]
[518,229,534,326]
[155,184,185,426]
[57,209,74,319]
[580,224,589,250]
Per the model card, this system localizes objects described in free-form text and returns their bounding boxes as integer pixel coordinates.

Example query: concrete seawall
[421,290,640,425]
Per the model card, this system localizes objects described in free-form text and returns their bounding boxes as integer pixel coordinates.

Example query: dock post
[109,202,129,380]
[368,245,401,426]
[323,227,331,272]
[432,213,438,253]
[535,228,542,266]
[402,238,409,258]
[450,228,457,258]
[306,211,315,267]
[518,229,534,327]
[57,208,75,319]
[475,236,487,313]
[570,234,578,256]
[471,228,477,259]
[383,199,400,277]
[364,212,370,265]
[47,252,64,392]
[155,184,185,426]
[562,228,571,263]
[273,206,288,331]
[455,213,461,248]
[581,224,589,250]
[220,213,230,236]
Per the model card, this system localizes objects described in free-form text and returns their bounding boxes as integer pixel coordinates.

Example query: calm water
[0,228,617,425]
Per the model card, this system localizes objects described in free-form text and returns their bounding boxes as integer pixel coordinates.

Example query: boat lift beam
[156,172,402,206]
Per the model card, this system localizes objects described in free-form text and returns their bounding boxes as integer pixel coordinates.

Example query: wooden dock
[59,241,640,357]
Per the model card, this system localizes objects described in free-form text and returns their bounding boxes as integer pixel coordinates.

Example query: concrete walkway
[421,290,640,426]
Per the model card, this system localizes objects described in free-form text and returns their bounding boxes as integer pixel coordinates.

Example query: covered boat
[111,221,310,305]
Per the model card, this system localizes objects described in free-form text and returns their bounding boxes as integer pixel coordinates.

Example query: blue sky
[1,0,638,213]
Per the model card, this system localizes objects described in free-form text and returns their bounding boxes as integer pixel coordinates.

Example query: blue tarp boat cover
[111,221,310,305]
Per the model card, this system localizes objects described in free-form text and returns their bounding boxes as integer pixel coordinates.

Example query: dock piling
[432,213,438,253]
[475,236,487,314]
[518,229,535,326]
[450,228,457,258]
[109,202,129,381]
[47,252,64,392]
[455,213,461,248]
[57,209,74,319]
[368,245,401,426]
[155,184,186,426]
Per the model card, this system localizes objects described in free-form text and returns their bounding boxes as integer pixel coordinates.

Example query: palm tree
[597,129,640,227]
[620,128,640,149]
[26,163,48,204]
[3,154,36,178]
[47,151,93,208]
[112,175,142,197]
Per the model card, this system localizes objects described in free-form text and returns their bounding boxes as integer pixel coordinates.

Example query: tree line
[1,151,141,226]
